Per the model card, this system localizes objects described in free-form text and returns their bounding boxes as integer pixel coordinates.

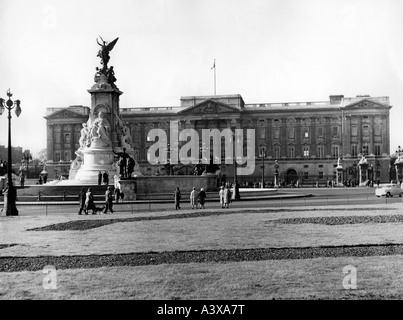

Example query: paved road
[9,187,403,217]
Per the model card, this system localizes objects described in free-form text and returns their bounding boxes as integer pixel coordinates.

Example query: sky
[0,0,403,157]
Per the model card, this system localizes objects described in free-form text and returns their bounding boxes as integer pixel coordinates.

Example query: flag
[211,59,215,69]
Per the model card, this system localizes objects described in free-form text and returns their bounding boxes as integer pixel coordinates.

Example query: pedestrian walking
[103,186,114,214]
[190,187,198,209]
[114,185,120,203]
[19,172,25,188]
[173,187,181,210]
[113,175,121,203]
[223,185,231,208]
[38,175,43,185]
[84,187,96,214]
[43,174,47,184]
[219,186,225,208]
[98,171,102,185]
[198,188,206,209]
[78,187,87,215]
[102,171,109,185]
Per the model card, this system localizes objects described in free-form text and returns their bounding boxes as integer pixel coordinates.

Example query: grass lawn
[2,255,403,300]
[1,204,403,300]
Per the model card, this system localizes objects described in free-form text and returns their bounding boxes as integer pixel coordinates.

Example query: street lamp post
[164,143,174,175]
[22,150,32,178]
[259,148,265,188]
[154,160,161,176]
[0,89,22,216]
[232,129,240,200]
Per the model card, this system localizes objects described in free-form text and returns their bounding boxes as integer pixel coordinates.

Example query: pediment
[343,99,391,110]
[178,99,241,115]
[44,108,87,120]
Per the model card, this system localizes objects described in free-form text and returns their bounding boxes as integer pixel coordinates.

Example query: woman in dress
[84,187,96,214]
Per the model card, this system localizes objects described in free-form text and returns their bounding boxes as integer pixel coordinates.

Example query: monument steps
[4,184,113,201]
[1,184,278,202]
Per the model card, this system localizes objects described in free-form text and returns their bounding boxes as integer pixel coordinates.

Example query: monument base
[72,147,117,184]
[120,175,218,200]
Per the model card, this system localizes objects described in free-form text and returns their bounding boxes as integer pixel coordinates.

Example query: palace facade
[44,93,392,186]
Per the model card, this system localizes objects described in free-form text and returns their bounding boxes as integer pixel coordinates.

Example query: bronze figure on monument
[96,36,119,74]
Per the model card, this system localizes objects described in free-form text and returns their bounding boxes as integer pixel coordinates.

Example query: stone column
[47,125,54,162]
[310,117,317,155]
[386,113,390,155]
[358,116,362,155]
[280,119,287,157]
[345,115,351,156]
[295,118,301,157]
[325,117,331,157]
[369,116,374,155]
[60,124,65,161]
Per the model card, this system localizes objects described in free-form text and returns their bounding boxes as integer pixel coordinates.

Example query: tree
[36,149,47,165]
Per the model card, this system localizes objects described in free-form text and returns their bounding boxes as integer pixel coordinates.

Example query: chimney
[329,95,344,105]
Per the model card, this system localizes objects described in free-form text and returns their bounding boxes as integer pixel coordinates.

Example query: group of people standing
[218,185,232,208]
[173,185,232,210]
[173,187,206,210]
[18,172,48,187]
[189,187,206,209]
[98,171,109,185]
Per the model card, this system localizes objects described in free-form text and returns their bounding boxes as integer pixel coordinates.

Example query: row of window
[55,133,76,144]
[264,126,339,140]
[52,140,382,163]
[259,125,382,140]
[53,151,72,162]
[268,146,339,158]
[298,170,381,180]
[261,144,382,159]
[54,125,382,147]
[352,145,382,156]
[139,143,383,162]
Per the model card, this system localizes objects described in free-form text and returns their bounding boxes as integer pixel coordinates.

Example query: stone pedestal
[73,147,117,183]
[359,163,368,186]
[336,165,344,187]
[119,175,218,200]
[358,156,368,187]
[394,156,403,184]
[274,172,279,187]
[68,69,144,182]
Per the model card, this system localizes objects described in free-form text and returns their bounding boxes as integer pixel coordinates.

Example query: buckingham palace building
[44,93,392,186]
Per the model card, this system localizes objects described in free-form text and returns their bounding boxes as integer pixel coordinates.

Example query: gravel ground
[27,207,397,231]
[1,243,403,272]
[274,214,403,225]
[0,244,17,250]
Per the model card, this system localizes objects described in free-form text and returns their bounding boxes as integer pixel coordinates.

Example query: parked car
[375,184,402,197]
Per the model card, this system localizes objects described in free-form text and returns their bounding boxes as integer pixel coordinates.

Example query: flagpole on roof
[211,59,216,95]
